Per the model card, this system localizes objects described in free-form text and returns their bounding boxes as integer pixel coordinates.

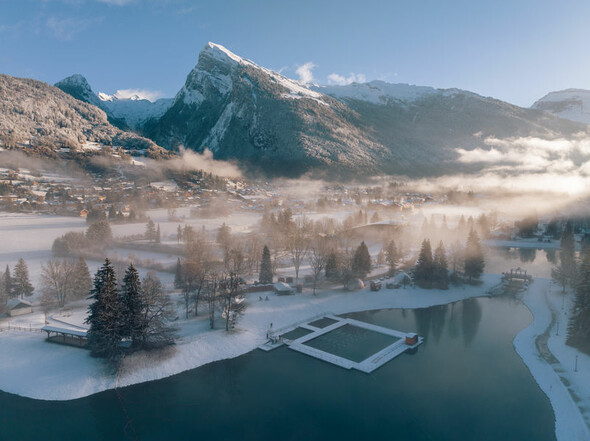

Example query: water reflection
[413,308,431,342]
[430,304,448,343]
[447,303,460,339]
[485,247,559,279]
[518,248,536,263]
[462,298,483,348]
[413,299,482,347]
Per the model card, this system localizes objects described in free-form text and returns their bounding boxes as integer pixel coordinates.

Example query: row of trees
[549,220,590,354]
[52,221,113,257]
[145,218,161,243]
[86,260,175,360]
[414,229,485,289]
[0,256,95,313]
[173,227,248,331]
[567,244,590,354]
[421,213,493,245]
[86,206,146,226]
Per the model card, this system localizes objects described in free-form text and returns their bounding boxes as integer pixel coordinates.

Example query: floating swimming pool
[303,323,400,363]
[281,327,314,341]
[277,316,422,373]
[308,317,339,329]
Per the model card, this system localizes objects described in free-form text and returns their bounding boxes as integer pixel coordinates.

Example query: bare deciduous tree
[40,259,77,307]
[310,236,330,295]
[141,271,176,348]
[286,217,310,284]
[219,272,246,332]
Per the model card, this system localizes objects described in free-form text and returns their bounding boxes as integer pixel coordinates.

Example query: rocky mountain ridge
[34,43,590,177]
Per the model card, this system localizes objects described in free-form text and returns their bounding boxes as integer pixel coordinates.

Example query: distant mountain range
[55,74,172,131]
[0,74,159,152]
[3,42,588,178]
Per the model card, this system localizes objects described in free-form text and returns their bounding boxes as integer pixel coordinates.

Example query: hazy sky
[1,0,589,107]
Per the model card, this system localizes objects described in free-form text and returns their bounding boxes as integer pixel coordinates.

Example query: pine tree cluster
[561,235,590,354]
[414,229,484,289]
[414,240,450,289]
[0,258,34,308]
[86,259,175,360]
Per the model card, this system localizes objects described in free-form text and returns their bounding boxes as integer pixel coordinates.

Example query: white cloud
[296,62,316,84]
[97,0,137,5]
[327,72,367,86]
[113,88,163,101]
[450,134,590,194]
[46,16,102,41]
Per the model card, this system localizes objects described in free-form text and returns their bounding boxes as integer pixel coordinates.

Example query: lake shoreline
[1,274,501,402]
[2,272,589,441]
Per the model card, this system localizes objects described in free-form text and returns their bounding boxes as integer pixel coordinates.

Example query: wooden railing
[0,324,42,333]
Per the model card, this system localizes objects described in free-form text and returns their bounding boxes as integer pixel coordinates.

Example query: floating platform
[259,315,423,373]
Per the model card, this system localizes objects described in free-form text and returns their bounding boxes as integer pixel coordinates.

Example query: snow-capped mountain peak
[205,42,247,65]
[55,74,102,108]
[176,42,324,108]
[97,90,158,103]
[56,76,172,129]
[532,89,590,125]
[97,92,115,102]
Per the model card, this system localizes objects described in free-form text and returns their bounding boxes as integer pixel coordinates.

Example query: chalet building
[7,299,33,317]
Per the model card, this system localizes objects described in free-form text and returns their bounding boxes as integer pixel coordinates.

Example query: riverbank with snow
[514,278,590,441]
[0,274,500,401]
[2,271,589,441]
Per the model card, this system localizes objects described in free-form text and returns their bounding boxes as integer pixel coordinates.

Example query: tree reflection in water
[462,298,483,348]
[518,248,536,263]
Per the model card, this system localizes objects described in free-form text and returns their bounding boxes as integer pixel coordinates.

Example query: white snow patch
[314,80,438,105]
[532,89,590,125]
[200,102,235,151]
[514,278,590,441]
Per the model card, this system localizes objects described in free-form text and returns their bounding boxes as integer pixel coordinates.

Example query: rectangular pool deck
[258,314,423,373]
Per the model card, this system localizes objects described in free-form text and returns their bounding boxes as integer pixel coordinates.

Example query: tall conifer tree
[13,258,34,298]
[259,245,273,284]
[120,264,145,347]
[86,259,122,359]
[464,229,485,283]
[414,239,434,288]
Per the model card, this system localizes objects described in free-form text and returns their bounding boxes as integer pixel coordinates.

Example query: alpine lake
[0,247,559,441]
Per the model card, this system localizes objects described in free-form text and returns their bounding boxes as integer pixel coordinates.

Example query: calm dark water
[0,296,555,441]
[485,247,558,278]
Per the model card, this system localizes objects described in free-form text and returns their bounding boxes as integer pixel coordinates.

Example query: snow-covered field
[0,209,263,296]
[0,213,88,288]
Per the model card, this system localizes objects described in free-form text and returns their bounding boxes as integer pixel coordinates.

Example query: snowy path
[514,278,590,441]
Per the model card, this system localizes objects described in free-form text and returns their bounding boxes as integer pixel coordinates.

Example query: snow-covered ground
[514,278,590,441]
[1,211,589,440]
[0,209,262,295]
[0,274,500,401]
[1,269,589,440]
[0,213,88,288]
